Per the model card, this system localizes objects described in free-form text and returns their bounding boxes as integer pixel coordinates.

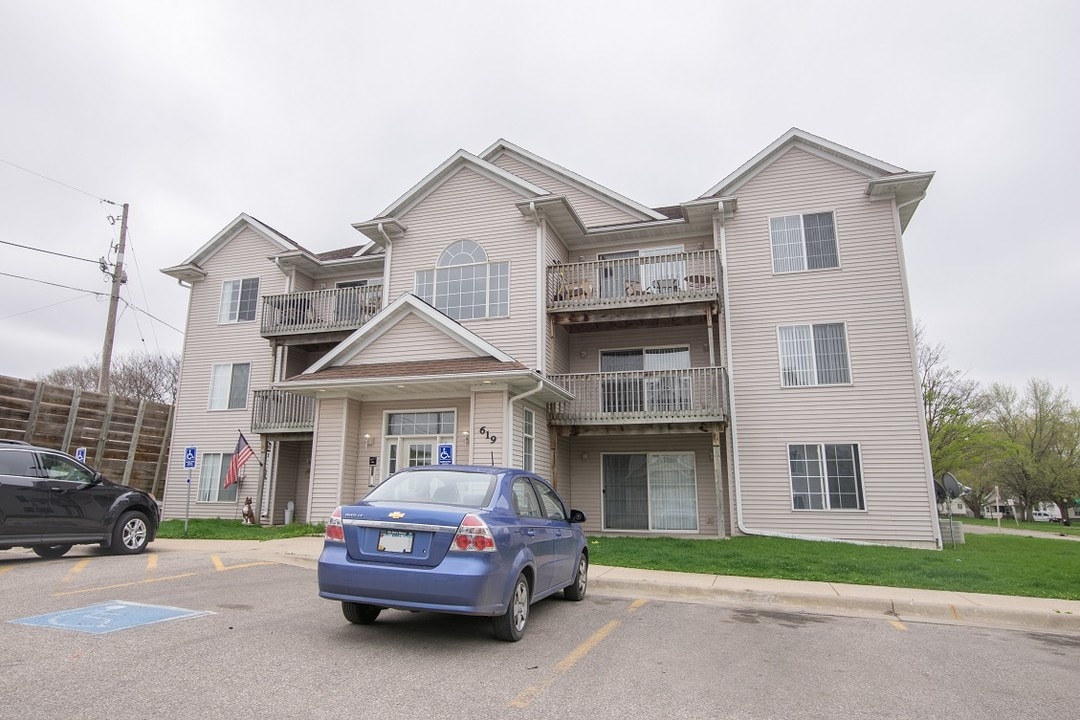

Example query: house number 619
[477,426,498,443]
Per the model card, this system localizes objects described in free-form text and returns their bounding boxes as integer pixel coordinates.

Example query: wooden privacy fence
[0,375,174,495]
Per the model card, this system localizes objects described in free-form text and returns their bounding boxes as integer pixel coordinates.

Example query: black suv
[0,440,160,558]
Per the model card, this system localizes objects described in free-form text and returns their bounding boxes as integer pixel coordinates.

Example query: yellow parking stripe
[0,566,13,577]
[53,572,197,597]
[62,558,91,583]
[510,599,647,709]
[211,555,274,572]
[889,620,908,631]
[146,554,158,572]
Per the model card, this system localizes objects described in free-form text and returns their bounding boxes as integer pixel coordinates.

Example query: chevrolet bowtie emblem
[388,511,405,519]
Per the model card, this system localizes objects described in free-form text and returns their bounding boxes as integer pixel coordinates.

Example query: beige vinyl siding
[308,397,347,523]
[341,398,363,504]
[511,401,552,478]
[544,222,571,375]
[471,391,507,466]
[391,166,538,367]
[724,146,935,545]
[491,153,642,228]
[565,326,718,374]
[564,434,719,536]
[347,314,478,365]
[162,227,288,519]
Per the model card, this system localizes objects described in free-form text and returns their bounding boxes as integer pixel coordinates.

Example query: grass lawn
[157,518,1079,601]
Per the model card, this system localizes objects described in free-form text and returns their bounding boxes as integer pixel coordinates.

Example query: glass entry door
[406,441,434,468]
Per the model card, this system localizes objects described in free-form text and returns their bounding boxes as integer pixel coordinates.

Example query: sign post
[183,446,197,533]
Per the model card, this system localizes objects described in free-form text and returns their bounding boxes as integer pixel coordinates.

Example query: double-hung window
[209,363,251,410]
[778,323,850,386]
[219,278,260,323]
[415,240,509,320]
[789,443,864,510]
[522,409,535,472]
[770,212,838,273]
[198,452,238,503]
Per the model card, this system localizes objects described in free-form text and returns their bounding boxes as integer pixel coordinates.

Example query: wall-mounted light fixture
[364,433,372,448]
[462,431,470,446]
[580,452,589,462]
[579,350,587,359]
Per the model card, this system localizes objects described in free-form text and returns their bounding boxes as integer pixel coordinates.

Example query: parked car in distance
[318,465,588,641]
[0,440,160,558]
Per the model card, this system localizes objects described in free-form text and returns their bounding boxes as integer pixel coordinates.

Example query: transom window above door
[415,240,508,320]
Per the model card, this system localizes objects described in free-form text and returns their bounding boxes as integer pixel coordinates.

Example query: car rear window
[0,449,38,477]
[365,469,497,507]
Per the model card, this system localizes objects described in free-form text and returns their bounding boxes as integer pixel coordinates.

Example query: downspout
[528,202,546,375]
[507,380,545,469]
[722,204,880,546]
[378,223,393,308]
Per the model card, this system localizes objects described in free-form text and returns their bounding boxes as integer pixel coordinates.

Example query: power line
[0,270,106,297]
[119,297,183,334]
[0,293,98,321]
[0,156,117,205]
[0,239,99,264]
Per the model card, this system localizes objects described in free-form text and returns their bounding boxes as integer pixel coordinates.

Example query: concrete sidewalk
[152,535,1080,635]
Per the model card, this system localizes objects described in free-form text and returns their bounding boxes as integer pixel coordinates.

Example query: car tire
[32,544,72,559]
[563,552,588,601]
[111,511,150,555]
[342,602,382,625]
[493,573,530,642]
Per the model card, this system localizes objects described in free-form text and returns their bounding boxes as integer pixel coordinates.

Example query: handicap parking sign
[437,444,453,465]
[184,446,197,469]
[74,447,87,463]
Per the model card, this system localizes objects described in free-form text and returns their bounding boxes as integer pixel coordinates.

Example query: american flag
[224,432,255,488]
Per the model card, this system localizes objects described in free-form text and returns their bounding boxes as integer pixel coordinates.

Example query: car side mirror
[92,472,105,484]
[569,509,586,523]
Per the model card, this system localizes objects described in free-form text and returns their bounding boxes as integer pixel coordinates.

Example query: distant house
[161,128,941,548]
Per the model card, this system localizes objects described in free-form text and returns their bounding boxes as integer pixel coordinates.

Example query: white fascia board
[376,150,548,219]
[305,294,514,374]
[176,213,303,268]
[481,138,667,222]
[700,128,908,199]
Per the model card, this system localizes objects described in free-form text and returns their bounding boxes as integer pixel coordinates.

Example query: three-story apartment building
[161,128,941,548]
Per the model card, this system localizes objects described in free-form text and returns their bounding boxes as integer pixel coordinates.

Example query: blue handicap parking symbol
[437,444,453,464]
[184,446,197,469]
[11,601,213,635]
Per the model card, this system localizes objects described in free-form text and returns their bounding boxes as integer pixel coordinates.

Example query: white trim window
[770,212,838,273]
[778,323,850,386]
[522,408,535,472]
[209,363,251,410]
[788,443,865,510]
[415,240,509,320]
[219,278,260,323]
[198,452,238,503]
[383,410,456,477]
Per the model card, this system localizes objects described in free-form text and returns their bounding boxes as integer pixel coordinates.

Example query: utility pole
[99,202,129,393]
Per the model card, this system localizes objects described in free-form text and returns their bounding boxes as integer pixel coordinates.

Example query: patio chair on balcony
[624,279,644,296]
[685,274,715,292]
[651,278,680,294]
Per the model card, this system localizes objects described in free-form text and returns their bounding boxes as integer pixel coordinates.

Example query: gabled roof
[161,213,311,283]
[306,293,515,374]
[376,149,549,220]
[700,128,908,199]
[481,139,667,222]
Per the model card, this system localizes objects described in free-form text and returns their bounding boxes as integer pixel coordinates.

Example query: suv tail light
[452,514,497,552]
[325,507,345,543]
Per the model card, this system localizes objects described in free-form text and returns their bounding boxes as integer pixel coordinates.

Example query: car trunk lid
[339,501,469,567]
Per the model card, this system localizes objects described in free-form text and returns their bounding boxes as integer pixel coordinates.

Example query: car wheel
[493,573,530,642]
[563,552,588,601]
[111,511,150,555]
[32,544,72,559]
[342,602,382,625]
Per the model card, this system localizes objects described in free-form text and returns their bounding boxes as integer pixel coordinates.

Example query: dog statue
[241,497,256,525]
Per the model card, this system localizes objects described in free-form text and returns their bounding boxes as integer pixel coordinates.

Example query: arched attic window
[415,240,509,320]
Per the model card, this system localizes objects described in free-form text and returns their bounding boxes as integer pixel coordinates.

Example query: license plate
[378,530,414,553]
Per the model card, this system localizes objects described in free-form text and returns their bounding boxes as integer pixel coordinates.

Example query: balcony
[548,367,727,426]
[260,286,382,342]
[250,389,315,434]
[546,250,721,324]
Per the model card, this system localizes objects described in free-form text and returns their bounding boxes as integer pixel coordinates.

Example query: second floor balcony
[261,285,383,342]
[546,249,722,323]
[548,367,727,426]
[251,388,315,434]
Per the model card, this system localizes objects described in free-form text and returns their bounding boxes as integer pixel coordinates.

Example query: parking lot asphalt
[150,535,1080,635]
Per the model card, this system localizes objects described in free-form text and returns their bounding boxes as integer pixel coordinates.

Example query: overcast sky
[1,1,1077,399]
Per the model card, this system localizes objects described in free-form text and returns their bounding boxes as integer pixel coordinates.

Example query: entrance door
[405,441,434,468]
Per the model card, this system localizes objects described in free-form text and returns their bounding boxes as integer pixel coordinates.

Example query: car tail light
[325,507,345,543]
[452,514,496,552]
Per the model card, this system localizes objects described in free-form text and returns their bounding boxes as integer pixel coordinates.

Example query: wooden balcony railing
[548,367,727,424]
[547,250,721,312]
[251,389,315,433]
[260,286,382,338]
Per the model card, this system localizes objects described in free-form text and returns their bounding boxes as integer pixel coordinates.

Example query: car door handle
[524,529,536,537]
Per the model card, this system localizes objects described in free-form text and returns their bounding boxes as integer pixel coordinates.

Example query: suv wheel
[32,544,72,559]
[112,511,150,554]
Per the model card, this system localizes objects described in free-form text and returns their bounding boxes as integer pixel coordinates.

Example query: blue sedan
[318,465,589,641]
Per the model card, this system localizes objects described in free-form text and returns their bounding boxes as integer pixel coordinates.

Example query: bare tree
[40,350,180,404]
